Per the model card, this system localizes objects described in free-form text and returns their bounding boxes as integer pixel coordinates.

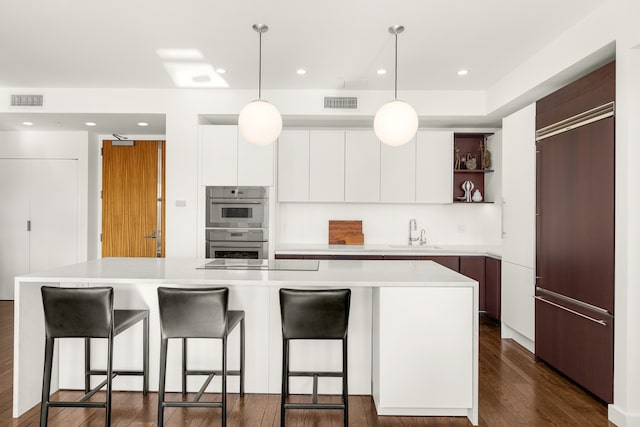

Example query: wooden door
[102,140,164,257]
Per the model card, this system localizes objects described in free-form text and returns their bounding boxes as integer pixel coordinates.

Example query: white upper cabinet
[502,103,536,268]
[200,125,238,186]
[415,131,453,203]
[345,130,380,202]
[238,132,274,186]
[380,136,416,203]
[200,124,274,187]
[310,130,345,202]
[277,130,310,201]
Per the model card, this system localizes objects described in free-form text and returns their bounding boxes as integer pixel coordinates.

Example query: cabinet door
[238,132,274,186]
[416,131,453,203]
[345,130,380,202]
[30,159,78,273]
[502,104,535,268]
[501,261,535,341]
[200,125,238,186]
[310,130,345,202]
[0,159,30,299]
[460,256,486,311]
[380,136,416,202]
[277,130,309,201]
[485,257,501,320]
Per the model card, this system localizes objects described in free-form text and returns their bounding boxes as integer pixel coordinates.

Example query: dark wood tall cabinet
[535,61,615,403]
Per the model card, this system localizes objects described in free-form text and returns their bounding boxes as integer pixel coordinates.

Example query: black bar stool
[157,287,245,427]
[40,286,149,427]
[279,288,351,427]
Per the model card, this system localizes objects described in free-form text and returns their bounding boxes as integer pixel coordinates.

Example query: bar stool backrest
[279,288,351,340]
[41,286,114,339]
[158,287,229,338]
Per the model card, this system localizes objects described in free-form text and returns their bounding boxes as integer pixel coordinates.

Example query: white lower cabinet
[345,130,380,202]
[416,131,453,203]
[200,124,274,187]
[0,159,78,299]
[373,287,473,413]
[501,261,535,342]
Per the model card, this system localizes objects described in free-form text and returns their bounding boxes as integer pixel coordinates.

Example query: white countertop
[17,257,477,288]
[275,243,502,259]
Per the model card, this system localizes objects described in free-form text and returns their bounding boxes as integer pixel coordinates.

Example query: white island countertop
[16,256,477,287]
[14,257,479,425]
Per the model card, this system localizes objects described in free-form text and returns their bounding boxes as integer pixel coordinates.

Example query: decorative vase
[472,189,483,202]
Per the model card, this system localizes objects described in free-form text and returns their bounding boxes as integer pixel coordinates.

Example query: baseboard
[609,404,640,427]
[501,323,535,353]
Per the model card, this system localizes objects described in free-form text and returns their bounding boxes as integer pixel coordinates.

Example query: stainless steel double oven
[205,186,268,259]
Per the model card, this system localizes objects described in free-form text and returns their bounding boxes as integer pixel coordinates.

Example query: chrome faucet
[420,229,427,245]
[409,219,419,245]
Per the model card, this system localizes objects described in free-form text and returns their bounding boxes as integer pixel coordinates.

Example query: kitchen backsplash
[276,202,502,245]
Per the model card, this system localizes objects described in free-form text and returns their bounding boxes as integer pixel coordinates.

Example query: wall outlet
[175,200,187,207]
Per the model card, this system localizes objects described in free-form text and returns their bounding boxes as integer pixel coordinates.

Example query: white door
[29,159,78,273]
[0,160,30,299]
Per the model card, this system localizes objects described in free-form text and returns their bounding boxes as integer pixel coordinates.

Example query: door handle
[534,296,607,326]
[144,231,157,239]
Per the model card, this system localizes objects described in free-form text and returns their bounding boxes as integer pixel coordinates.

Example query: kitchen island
[14,257,478,425]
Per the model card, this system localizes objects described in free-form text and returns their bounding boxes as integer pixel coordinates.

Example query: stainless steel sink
[388,244,442,249]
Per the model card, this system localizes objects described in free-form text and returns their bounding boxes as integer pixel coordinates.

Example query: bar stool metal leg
[143,315,149,395]
[182,337,188,396]
[240,317,245,396]
[343,339,348,427]
[40,337,54,427]
[158,337,168,426]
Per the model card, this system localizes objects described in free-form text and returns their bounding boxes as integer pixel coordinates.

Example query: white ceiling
[0,0,608,130]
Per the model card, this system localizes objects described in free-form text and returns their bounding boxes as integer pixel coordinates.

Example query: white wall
[0,131,89,263]
[277,203,502,246]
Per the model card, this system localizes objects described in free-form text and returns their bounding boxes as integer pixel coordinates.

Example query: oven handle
[208,198,263,204]
[208,241,265,248]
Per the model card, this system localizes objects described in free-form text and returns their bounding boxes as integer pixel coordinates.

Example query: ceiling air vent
[324,96,357,110]
[10,94,44,107]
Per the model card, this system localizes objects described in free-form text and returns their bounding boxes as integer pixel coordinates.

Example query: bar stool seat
[157,287,245,427]
[279,288,351,427]
[40,286,149,427]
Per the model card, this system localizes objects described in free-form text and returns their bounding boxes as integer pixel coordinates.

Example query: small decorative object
[480,141,492,169]
[461,180,474,202]
[472,189,483,202]
[454,146,461,169]
[464,153,477,170]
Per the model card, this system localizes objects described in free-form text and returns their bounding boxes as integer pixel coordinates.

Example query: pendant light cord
[394,31,398,100]
[258,31,262,100]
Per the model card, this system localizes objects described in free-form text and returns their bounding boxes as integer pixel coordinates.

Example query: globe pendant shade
[238,100,283,146]
[373,100,419,146]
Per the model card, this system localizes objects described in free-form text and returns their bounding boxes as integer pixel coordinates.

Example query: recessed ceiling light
[22,121,33,126]
[457,69,468,76]
[216,68,226,74]
[296,69,306,75]
[85,122,97,127]
[377,69,387,75]
[137,122,149,127]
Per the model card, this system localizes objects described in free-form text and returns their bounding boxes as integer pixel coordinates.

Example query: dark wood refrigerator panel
[536,117,615,312]
[535,294,613,402]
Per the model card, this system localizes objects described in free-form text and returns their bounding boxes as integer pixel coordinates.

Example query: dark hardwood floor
[0,301,614,426]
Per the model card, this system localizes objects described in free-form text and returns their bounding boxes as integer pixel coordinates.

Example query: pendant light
[238,24,283,146]
[373,25,418,147]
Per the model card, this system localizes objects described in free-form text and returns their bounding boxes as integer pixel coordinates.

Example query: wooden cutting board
[328,220,364,245]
